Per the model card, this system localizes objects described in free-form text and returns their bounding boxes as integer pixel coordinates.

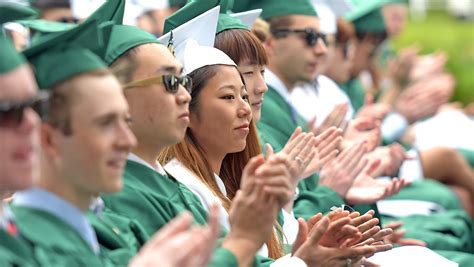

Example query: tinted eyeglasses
[0,91,50,128]
[123,74,193,94]
[271,28,328,47]
[55,17,81,24]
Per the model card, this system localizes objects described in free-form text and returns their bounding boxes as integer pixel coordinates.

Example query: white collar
[127,153,167,176]
[265,68,293,103]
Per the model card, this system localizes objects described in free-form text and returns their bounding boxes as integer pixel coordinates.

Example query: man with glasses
[0,24,41,267]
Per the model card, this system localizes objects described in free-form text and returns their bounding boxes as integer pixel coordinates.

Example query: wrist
[222,231,261,267]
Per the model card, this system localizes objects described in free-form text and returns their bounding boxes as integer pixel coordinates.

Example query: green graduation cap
[345,0,386,33]
[17,19,76,33]
[0,1,37,26]
[163,0,219,34]
[169,0,188,8]
[234,0,317,21]
[102,24,160,65]
[0,0,37,73]
[0,35,25,74]
[163,0,259,35]
[23,19,109,89]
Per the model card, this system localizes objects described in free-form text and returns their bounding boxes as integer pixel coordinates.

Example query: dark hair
[268,15,295,32]
[109,46,141,84]
[355,31,388,45]
[336,17,355,44]
[215,29,268,66]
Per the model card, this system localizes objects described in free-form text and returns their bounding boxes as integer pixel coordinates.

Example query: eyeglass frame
[271,28,328,47]
[0,90,51,128]
[123,74,193,94]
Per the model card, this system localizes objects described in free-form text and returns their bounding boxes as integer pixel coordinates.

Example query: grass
[391,10,474,104]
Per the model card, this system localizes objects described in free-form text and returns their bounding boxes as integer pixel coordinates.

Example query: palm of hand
[346,174,390,205]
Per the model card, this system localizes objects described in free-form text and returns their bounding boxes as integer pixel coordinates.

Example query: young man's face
[124,44,191,150]
[56,74,136,195]
[268,15,328,87]
[0,65,40,192]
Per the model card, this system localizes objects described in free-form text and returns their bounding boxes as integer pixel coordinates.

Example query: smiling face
[0,65,40,192]
[188,65,252,158]
[54,73,137,194]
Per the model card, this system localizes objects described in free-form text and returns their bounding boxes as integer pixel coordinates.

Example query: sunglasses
[55,17,81,24]
[271,28,328,47]
[0,91,50,128]
[123,74,193,94]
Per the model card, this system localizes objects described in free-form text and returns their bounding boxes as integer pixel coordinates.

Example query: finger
[146,212,194,247]
[341,245,377,259]
[283,132,307,155]
[398,238,427,247]
[320,149,338,167]
[242,155,265,181]
[207,203,221,240]
[307,212,323,230]
[360,226,381,243]
[292,218,309,254]
[371,228,393,241]
[265,143,274,158]
[350,211,375,227]
[289,127,303,142]
[383,221,403,230]
[308,216,330,245]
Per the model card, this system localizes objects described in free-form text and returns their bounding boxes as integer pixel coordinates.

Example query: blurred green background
[392,11,474,105]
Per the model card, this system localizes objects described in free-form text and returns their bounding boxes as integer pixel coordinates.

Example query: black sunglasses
[271,28,328,47]
[0,91,50,128]
[123,74,193,94]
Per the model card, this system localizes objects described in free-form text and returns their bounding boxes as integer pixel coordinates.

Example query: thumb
[308,216,330,245]
[292,218,309,254]
[242,155,265,178]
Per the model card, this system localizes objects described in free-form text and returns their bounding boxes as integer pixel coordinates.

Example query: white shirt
[290,75,354,127]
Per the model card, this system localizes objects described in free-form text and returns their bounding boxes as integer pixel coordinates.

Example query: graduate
[0,3,41,266]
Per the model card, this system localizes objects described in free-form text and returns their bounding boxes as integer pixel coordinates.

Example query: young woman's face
[238,60,267,121]
[189,66,252,157]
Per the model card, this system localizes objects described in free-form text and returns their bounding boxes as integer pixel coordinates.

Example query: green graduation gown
[0,229,36,267]
[10,205,114,266]
[102,160,274,267]
[88,205,149,266]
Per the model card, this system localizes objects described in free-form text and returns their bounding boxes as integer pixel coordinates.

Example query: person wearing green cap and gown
[0,2,39,266]
[0,31,40,267]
